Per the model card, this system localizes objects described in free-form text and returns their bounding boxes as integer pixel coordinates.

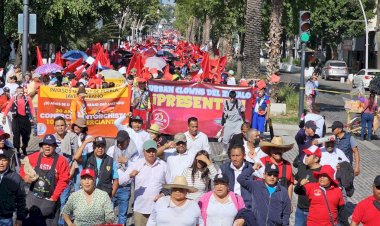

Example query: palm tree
[266,0,284,79]
[242,0,262,79]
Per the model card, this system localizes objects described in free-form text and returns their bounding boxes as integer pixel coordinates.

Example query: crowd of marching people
[0,32,379,226]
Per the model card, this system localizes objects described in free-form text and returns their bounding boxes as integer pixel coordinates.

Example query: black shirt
[294,163,322,210]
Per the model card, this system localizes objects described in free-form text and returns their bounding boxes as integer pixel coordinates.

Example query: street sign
[17,14,37,34]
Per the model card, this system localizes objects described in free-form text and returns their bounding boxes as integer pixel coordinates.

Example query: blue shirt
[266,185,276,196]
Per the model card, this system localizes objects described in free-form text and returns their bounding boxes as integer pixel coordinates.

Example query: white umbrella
[145,56,167,70]
[100,69,124,79]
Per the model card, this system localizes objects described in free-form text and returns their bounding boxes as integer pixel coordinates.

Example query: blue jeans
[0,218,13,226]
[295,207,308,226]
[113,185,131,224]
[58,180,73,226]
[361,113,374,140]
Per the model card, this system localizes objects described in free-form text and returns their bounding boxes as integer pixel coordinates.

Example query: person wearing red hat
[131,78,150,129]
[294,145,322,226]
[351,175,380,226]
[251,88,270,134]
[61,168,115,226]
[295,165,345,226]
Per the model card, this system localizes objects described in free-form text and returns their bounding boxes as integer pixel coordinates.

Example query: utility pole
[22,0,29,77]
[358,0,368,70]
[299,43,306,119]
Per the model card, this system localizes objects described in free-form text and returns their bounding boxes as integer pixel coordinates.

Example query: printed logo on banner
[37,123,47,136]
[151,110,170,130]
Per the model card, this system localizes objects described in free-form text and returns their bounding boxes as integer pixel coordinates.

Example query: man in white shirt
[164,133,196,181]
[119,140,171,226]
[184,117,211,155]
[4,76,19,97]
[114,113,150,156]
[320,139,350,171]
[107,130,139,225]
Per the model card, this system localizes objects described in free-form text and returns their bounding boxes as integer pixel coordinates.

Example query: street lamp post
[358,0,368,70]
[22,0,30,77]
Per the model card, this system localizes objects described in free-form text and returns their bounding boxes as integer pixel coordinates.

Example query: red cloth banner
[148,80,253,137]
[37,85,131,137]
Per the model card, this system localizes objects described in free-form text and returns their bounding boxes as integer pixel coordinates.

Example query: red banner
[148,80,253,137]
[37,85,131,137]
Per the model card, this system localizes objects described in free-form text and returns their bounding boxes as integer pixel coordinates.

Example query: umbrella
[62,50,88,61]
[35,63,63,75]
[145,56,167,70]
[100,69,124,79]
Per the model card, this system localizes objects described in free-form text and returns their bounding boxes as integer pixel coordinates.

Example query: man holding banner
[70,86,98,125]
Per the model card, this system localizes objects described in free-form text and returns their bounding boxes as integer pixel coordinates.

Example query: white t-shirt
[4,83,19,96]
[320,147,350,171]
[206,194,238,226]
[227,77,236,85]
[305,113,325,137]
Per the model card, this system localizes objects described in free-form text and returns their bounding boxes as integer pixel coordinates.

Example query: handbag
[320,186,336,226]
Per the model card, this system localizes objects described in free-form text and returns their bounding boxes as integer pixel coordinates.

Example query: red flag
[64,58,83,74]
[200,53,210,80]
[127,53,137,74]
[36,46,43,67]
[134,55,143,77]
[95,47,111,68]
[74,65,86,79]
[217,56,227,74]
[163,64,173,80]
[54,52,63,67]
[86,60,97,78]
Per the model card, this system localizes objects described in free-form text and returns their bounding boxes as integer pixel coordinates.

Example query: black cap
[0,149,14,159]
[214,173,229,184]
[305,120,318,131]
[116,130,130,142]
[39,134,57,147]
[329,121,344,130]
[374,175,380,187]
[131,116,143,123]
[265,163,279,174]
[94,137,107,146]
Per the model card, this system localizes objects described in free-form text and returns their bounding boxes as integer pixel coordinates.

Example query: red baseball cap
[303,145,322,158]
[80,168,95,178]
[0,130,10,139]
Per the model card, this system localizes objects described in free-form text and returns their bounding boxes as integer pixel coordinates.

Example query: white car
[352,69,380,89]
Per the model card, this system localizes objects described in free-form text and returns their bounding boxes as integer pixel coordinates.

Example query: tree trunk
[266,0,284,80]
[0,0,11,68]
[376,0,380,69]
[242,0,262,78]
[203,15,211,45]
[330,45,338,60]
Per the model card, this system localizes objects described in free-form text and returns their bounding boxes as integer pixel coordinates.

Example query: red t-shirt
[352,196,380,226]
[260,156,294,184]
[20,151,70,201]
[304,183,345,226]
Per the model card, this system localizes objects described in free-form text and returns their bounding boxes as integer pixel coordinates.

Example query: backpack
[336,161,355,197]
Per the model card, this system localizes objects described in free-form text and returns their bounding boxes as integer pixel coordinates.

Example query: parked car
[322,60,349,80]
[352,69,380,89]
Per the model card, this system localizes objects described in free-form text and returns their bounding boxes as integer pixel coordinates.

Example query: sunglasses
[267,173,279,177]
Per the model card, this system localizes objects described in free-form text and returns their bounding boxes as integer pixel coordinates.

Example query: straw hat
[147,124,161,135]
[163,176,198,193]
[72,118,87,128]
[259,136,294,155]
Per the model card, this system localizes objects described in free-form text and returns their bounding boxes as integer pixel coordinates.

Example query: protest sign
[149,80,253,137]
[37,85,131,137]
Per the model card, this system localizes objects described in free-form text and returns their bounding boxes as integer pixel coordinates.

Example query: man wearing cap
[351,175,380,225]
[131,78,150,128]
[226,70,236,85]
[330,121,360,176]
[20,134,70,226]
[119,140,171,226]
[70,86,99,125]
[320,138,350,171]
[164,133,196,181]
[107,130,139,224]
[304,104,324,137]
[294,145,322,226]
[74,136,119,197]
[3,86,35,156]
[114,112,150,156]
[185,117,211,155]
[0,148,27,226]
[294,120,320,167]
[295,165,345,226]
[235,163,291,226]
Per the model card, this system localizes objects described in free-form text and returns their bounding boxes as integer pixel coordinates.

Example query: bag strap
[280,163,287,187]
[320,186,336,226]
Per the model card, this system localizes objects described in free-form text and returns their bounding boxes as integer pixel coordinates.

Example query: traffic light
[299,11,311,43]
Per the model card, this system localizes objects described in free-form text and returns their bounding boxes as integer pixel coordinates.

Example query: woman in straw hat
[257,136,294,200]
[147,176,203,226]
